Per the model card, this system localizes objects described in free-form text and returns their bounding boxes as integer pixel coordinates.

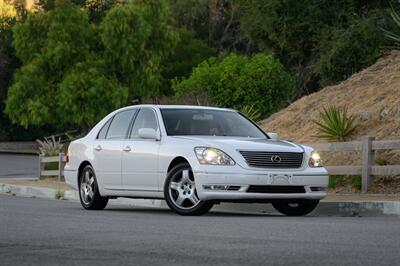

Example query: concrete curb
[1,182,399,217]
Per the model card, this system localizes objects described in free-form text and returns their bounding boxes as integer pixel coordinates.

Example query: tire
[272,199,319,216]
[79,165,108,210]
[164,162,213,216]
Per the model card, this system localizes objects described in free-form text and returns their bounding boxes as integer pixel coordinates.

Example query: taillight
[66,147,70,163]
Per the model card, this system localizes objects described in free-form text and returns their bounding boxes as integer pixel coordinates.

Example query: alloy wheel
[168,169,200,209]
[80,169,95,205]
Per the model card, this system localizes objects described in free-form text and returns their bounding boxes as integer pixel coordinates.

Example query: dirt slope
[259,51,400,192]
[260,51,400,143]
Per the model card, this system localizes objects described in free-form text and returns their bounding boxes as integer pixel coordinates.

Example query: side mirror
[267,132,278,140]
[138,128,159,140]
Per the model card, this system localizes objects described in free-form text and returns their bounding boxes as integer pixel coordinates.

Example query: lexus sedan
[65,105,328,216]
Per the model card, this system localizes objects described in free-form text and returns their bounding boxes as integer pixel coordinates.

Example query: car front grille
[239,151,304,168]
[246,185,306,194]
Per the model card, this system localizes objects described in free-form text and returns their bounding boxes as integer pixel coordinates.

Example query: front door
[122,108,160,191]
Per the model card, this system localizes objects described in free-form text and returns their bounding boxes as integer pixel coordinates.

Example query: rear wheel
[272,199,319,216]
[164,163,213,216]
[79,165,108,210]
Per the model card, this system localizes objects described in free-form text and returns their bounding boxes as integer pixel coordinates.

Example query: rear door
[92,109,137,190]
[122,108,161,191]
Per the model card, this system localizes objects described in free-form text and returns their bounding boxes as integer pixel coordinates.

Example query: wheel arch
[77,160,92,183]
[167,156,190,173]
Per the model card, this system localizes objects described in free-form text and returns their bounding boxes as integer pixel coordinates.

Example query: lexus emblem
[271,155,282,163]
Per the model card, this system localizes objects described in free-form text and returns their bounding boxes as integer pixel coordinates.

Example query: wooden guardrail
[38,153,67,181]
[305,136,400,193]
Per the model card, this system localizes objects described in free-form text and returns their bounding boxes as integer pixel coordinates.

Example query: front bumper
[194,169,328,201]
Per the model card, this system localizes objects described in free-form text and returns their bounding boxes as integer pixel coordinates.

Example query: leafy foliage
[173,53,294,116]
[100,0,178,98]
[161,29,215,95]
[5,0,177,130]
[313,106,356,142]
[382,4,400,46]
[237,0,394,92]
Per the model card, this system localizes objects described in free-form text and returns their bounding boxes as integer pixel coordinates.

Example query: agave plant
[313,106,356,142]
[36,136,64,156]
[239,104,262,123]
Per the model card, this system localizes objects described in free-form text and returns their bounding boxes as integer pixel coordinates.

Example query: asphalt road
[0,195,399,266]
[0,154,38,178]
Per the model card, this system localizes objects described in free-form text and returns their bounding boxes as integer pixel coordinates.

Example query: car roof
[119,104,236,112]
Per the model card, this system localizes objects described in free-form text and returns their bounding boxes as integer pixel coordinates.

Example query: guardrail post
[58,153,63,182]
[361,136,375,193]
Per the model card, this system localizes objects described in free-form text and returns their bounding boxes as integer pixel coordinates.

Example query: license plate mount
[268,174,293,185]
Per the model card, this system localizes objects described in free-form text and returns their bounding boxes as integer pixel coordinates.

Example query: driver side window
[130,108,158,139]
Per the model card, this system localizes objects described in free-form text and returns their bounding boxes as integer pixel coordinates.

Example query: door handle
[123,146,131,152]
[95,145,102,151]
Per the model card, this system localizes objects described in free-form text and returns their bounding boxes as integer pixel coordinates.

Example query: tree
[5,0,127,129]
[237,0,395,93]
[169,0,250,53]
[6,0,178,130]
[173,53,294,116]
[100,0,178,99]
[161,28,215,95]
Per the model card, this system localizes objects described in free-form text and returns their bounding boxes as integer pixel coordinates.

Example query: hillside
[259,51,400,192]
[260,51,400,143]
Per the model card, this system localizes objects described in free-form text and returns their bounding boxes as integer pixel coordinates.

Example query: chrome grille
[239,151,304,168]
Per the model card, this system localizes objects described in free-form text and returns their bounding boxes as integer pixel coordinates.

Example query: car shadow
[102,206,285,217]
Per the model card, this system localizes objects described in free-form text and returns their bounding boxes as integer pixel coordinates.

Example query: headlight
[309,151,323,167]
[194,147,235,165]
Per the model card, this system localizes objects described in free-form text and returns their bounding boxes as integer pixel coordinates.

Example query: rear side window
[97,118,112,139]
[106,110,136,140]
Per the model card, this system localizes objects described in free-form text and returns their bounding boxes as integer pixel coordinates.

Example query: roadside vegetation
[313,106,357,142]
[0,0,399,140]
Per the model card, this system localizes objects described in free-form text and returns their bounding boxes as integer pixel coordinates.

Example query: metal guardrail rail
[304,136,400,193]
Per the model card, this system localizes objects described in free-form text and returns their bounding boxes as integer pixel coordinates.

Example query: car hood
[171,136,304,153]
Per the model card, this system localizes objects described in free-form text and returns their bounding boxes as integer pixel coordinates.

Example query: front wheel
[79,165,108,210]
[164,163,213,216]
[272,199,319,216]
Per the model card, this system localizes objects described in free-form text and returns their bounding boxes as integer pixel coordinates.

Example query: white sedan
[65,105,328,216]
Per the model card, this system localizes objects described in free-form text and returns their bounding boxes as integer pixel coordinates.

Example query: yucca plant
[239,104,262,123]
[313,106,356,142]
[36,136,64,156]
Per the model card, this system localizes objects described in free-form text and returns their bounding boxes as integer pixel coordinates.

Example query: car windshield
[160,108,267,138]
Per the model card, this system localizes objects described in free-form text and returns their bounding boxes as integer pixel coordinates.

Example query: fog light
[310,186,327,192]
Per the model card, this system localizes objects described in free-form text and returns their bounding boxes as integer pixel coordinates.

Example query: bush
[313,106,356,142]
[37,136,63,156]
[173,53,294,117]
[317,18,382,86]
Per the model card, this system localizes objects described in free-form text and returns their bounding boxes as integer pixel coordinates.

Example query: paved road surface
[0,154,38,178]
[0,195,399,265]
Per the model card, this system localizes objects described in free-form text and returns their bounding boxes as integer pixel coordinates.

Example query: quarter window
[130,109,158,139]
[97,118,112,139]
[106,110,136,139]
